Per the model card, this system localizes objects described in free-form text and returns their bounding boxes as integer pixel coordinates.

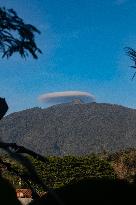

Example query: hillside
[1,149,136,192]
[0,102,136,156]
[0,154,115,190]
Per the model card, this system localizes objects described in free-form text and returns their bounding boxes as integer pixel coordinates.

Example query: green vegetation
[1,103,136,157]
[0,154,116,191]
[2,149,136,193]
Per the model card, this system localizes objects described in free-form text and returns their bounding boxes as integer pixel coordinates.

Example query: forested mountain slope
[0,102,136,156]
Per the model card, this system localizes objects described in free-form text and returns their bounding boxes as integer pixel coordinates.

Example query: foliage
[3,149,136,193]
[1,103,136,157]
[0,6,42,203]
[0,154,116,191]
[0,7,41,59]
[125,47,136,80]
[108,148,136,182]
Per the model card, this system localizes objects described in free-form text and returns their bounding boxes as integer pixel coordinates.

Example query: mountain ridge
[0,102,136,156]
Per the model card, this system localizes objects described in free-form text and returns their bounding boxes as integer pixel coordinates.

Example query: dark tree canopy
[125,47,136,80]
[0,7,41,59]
[0,7,48,205]
[0,97,8,120]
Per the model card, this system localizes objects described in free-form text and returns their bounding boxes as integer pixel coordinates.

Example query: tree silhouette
[0,98,8,120]
[0,7,47,205]
[0,7,62,205]
[0,7,41,59]
[125,47,136,80]
[0,6,43,159]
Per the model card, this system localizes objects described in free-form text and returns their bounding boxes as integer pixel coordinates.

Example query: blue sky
[1,0,136,113]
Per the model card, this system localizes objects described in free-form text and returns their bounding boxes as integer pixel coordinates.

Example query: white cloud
[38,91,96,105]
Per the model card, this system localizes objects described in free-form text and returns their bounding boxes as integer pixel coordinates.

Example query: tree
[0,7,44,159]
[0,7,42,59]
[0,98,8,120]
[0,7,62,205]
[0,7,47,204]
[125,47,136,80]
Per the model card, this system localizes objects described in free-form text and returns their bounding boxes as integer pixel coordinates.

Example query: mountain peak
[71,99,84,104]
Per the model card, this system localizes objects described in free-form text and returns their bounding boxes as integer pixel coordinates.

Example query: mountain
[0,102,136,156]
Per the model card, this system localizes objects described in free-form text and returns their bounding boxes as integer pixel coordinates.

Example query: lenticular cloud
[38,91,95,105]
